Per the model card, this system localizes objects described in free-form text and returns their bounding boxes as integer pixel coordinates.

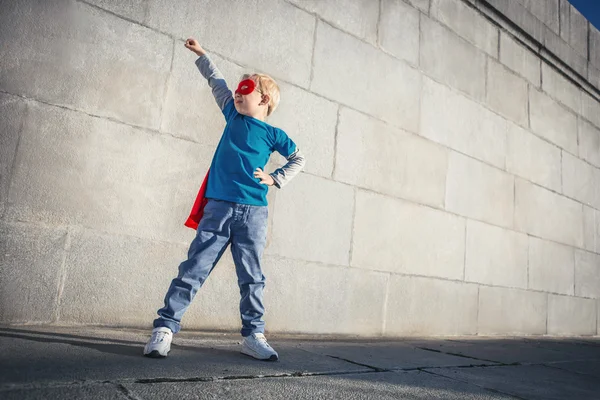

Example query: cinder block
[85,0,147,21]
[582,92,600,130]
[352,190,465,280]
[334,107,447,208]
[583,206,598,254]
[566,5,588,58]
[420,77,507,169]
[562,151,600,210]
[499,32,541,87]
[312,22,421,133]
[589,63,600,92]
[265,173,354,267]
[430,0,498,58]
[0,222,66,323]
[521,0,559,34]
[287,0,379,44]
[160,52,244,148]
[515,178,584,248]
[0,0,172,130]
[548,294,597,335]
[478,286,547,335]
[541,63,581,113]
[264,256,388,336]
[0,93,27,216]
[4,101,215,244]
[591,25,600,69]
[384,275,478,336]
[559,0,570,41]
[267,83,337,179]
[445,152,514,229]
[544,30,588,78]
[420,16,486,101]
[528,236,574,295]
[59,226,240,330]
[146,0,315,88]
[506,122,562,192]
[465,220,528,289]
[484,0,546,45]
[529,88,578,154]
[379,0,419,65]
[579,118,600,169]
[486,59,529,126]
[575,250,600,299]
[405,0,430,13]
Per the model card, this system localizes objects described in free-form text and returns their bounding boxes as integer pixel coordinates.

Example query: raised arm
[184,38,233,111]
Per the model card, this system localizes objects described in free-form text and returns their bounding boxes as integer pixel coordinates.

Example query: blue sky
[568,0,600,29]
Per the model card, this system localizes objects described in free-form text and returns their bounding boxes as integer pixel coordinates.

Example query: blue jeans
[154,198,268,337]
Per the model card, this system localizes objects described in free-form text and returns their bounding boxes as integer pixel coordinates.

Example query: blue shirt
[205,99,297,206]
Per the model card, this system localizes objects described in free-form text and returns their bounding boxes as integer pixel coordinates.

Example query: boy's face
[234,76,269,119]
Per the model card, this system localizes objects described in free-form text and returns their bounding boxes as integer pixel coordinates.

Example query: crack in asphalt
[115,383,144,400]
[415,346,505,364]
[2,328,598,398]
[419,369,529,400]
[0,369,383,392]
[323,354,389,372]
[541,362,600,379]
[134,369,382,384]
[0,356,593,400]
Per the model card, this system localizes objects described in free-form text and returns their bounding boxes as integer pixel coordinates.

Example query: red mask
[235,79,256,95]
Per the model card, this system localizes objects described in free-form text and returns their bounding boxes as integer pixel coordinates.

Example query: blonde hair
[240,73,280,116]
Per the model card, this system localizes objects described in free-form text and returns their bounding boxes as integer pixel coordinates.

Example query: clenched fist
[184,38,206,56]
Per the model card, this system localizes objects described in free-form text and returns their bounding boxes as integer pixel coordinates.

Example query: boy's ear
[260,94,270,106]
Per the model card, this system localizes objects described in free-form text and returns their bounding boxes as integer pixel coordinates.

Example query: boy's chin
[236,108,251,117]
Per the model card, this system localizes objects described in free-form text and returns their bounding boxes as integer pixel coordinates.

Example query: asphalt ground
[1,325,599,399]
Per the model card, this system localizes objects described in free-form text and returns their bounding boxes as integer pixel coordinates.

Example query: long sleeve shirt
[195,54,306,205]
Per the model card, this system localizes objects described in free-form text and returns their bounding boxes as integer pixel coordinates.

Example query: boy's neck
[247,110,267,121]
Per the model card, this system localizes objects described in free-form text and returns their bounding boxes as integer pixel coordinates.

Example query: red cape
[184,169,210,230]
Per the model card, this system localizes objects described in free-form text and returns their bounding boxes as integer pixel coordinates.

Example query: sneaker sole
[144,350,168,358]
[241,347,278,361]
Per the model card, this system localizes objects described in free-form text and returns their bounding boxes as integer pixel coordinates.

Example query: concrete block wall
[484,0,600,93]
[0,0,599,337]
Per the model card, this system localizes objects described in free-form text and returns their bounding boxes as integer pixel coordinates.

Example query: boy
[143,38,306,361]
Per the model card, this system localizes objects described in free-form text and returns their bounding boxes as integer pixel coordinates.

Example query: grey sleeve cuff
[270,174,282,189]
[195,55,233,110]
[269,148,306,189]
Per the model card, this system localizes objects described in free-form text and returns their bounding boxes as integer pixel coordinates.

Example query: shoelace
[254,334,272,349]
[151,331,168,344]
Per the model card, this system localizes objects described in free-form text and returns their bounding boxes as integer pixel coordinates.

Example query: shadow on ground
[1,326,599,399]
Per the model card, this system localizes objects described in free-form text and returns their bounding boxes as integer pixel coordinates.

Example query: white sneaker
[143,327,173,358]
[241,333,279,361]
